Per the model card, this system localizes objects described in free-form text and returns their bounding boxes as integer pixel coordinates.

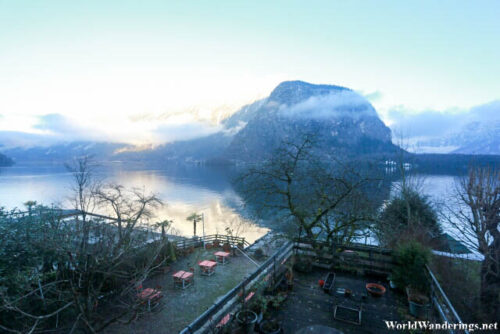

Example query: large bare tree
[65,155,99,253]
[238,136,378,250]
[444,166,499,321]
[94,184,163,245]
[0,159,168,333]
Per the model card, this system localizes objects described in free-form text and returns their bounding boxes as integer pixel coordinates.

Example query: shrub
[377,189,441,246]
[392,241,431,293]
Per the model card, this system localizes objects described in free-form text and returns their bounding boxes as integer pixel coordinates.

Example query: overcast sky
[1,0,499,146]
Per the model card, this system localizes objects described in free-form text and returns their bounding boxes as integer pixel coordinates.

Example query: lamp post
[202,213,206,249]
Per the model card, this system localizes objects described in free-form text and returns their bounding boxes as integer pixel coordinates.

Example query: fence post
[273,255,276,286]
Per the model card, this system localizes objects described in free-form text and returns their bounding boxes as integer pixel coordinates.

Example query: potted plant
[406,287,430,318]
[260,319,281,334]
[254,248,265,260]
[235,309,258,334]
[249,295,268,323]
[392,241,432,318]
[267,292,288,310]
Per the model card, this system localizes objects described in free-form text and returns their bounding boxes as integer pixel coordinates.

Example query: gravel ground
[105,246,262,334]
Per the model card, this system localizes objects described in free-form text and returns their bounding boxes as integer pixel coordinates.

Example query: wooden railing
[175,237,468,334]
[293,238,395,276]
[293,238,468,334]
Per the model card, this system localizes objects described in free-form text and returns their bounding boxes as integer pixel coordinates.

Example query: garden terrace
[104,242,267,334]
[175,239,469,334]
[273,267,405,334]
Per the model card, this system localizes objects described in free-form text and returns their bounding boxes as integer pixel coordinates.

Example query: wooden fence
[293,238,395,276]
[293,238,469,334]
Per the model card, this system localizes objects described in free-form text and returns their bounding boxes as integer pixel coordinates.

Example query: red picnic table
[172,270,194,289]
[214,251,230,265]
[137,288,162,311]
[198,260,217,276]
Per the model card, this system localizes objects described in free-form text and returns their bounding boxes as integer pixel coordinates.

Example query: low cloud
[0,109,228,148]
[362,90,383,103]
[388,100,500,140]
[279,90,377,119]
[388,109,463,138]
[34,114,85,137]
[152,121,222,143]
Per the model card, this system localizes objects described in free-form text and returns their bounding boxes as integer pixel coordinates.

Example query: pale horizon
[1,1,499,147]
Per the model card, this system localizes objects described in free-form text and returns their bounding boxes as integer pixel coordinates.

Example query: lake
[0,163,269,244]
[0,163,465,247]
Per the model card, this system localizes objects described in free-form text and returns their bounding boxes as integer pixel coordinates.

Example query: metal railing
[178,241,294,334]
[426,265,470,334]
[173,234,249,250]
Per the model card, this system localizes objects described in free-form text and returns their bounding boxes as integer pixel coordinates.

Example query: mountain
[450,119,500,154]
[1,81,398,165]
[0,152,13,166]
[400,100,500,155]
[120,80,397,164]
[411,120,500,155]
[1,141,131,165]
[222,81,395,162]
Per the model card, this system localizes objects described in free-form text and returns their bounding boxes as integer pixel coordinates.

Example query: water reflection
[0,165,268,244]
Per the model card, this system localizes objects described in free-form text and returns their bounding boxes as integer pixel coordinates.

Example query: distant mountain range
[1,81,498,166]
[394,100,500,155]
[1,142,132,165]
[414,119,500,155]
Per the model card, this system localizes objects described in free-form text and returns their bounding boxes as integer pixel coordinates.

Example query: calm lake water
[0,163,269,243]
[0,163,464,246]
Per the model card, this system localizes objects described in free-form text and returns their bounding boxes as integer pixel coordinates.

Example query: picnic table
[137,288,162,311]
[172,270,194,289]
[214,251,230,265]
[199,260,217,276]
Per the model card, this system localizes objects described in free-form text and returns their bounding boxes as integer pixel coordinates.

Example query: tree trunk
[480,240,500,322]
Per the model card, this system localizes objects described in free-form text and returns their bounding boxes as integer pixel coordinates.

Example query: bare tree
[443,166,499,321]
[374,131,440,247]
[65,155,99,253]
[238,136,378,251]
[94,184,163,245]
[1,178,167,332]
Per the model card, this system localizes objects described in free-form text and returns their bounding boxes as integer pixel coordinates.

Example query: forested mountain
[3,81,497,167]
[0,151,13,166]
[120,81,397,164]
